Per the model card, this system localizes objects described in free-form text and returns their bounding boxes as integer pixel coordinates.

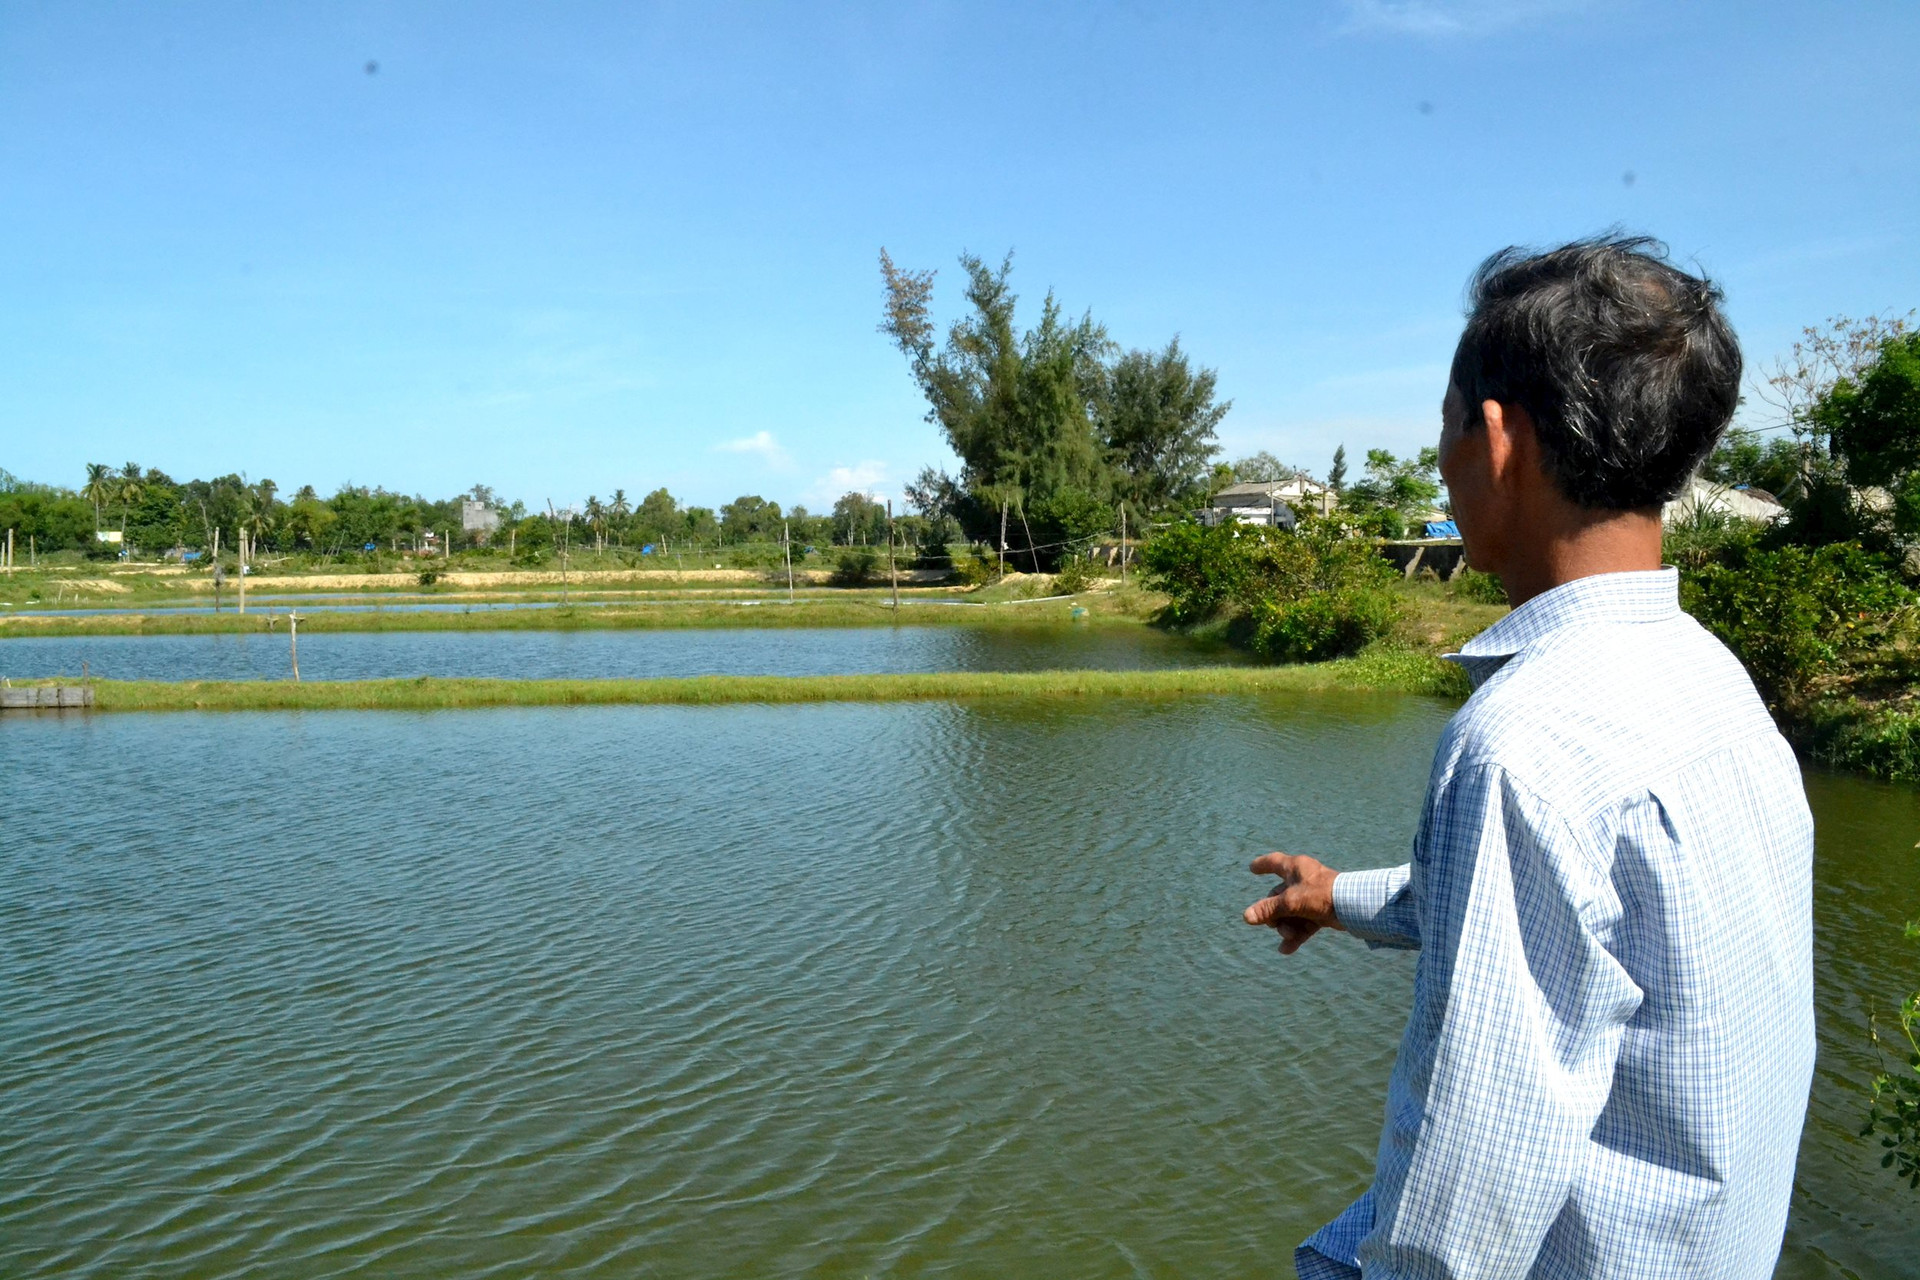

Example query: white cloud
[806,460,889,507]
[1338,0,1594,37]
[714,430,793,469]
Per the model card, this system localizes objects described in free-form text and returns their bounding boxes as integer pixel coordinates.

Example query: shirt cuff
[1333,865,1419,950]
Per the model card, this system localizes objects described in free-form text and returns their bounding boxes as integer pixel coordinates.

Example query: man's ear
[1480,400,1535,488]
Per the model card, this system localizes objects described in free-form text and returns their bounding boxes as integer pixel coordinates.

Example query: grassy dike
[69,649,1470,714]
[0,599,1053,638]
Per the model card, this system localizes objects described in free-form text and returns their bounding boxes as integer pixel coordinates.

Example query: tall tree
[1229,451,1297,484]
[1328,445,1348,493]
[880,249,1113,553]
[84,462,112,532]
[1099,339,1231,513]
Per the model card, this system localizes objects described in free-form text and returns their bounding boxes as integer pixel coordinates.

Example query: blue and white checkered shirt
[1299,568,1815,1279]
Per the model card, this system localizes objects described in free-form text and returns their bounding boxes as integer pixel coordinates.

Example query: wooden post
[998,499,1007,578]
[1119,505,1126,587]
[783,520,794,603]
[5,527,12,571]
[288,610,300,682]
[29,533,36,567]
[887,499,898,610]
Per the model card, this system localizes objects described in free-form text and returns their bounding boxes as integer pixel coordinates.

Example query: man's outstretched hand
[1244,852,1343,955]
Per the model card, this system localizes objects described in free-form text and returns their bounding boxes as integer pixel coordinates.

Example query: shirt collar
[1445,567,1681,689]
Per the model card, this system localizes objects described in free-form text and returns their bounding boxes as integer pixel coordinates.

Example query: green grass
[62,653,1465,713]
[1801,698,1920,783]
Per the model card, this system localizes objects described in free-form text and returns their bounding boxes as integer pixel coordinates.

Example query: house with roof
[1201,478,1335,529]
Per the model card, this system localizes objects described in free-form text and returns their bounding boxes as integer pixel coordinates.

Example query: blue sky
[3,0,1916,511]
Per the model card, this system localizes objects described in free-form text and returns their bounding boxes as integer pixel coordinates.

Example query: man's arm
[1359,763,1642,1279]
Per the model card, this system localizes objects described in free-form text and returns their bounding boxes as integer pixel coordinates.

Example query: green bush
[954,552,1001,587]
[1248,588,1401,662]
[1679,542,1912,711]
[1862,919,1920,1191]
[1450,568,1508,604]
[830,548,877,587]
[1052,555,1095,594]
[1141,516,1402,661]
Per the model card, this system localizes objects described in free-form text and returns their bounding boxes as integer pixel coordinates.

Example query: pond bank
[36,651,1469,713]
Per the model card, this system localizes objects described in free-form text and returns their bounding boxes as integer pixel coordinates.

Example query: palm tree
[116,464,143,545]
[84,463,112,533]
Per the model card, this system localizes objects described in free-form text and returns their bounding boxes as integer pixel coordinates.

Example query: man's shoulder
[1435,612,1787,818]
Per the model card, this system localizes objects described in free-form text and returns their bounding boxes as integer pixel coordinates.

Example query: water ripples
[2,700,1914,1277]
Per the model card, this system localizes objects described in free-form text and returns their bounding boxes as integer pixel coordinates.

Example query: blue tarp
[641,544,655,555]
[1424,520,1460,539]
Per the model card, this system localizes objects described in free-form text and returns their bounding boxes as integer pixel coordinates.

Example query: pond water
[1,698,1913,1278]
[0,624,1245,683]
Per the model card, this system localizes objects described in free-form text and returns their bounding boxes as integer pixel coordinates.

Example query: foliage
[878,248,1229,558]
[1450,568,1508,605]
[1230,451,1298,483]
[1101,339,1231,512]
[830,548,878,587]
[1247,585,1400,663]
[1862,919,1920,1191]
[719,494,783,543]
[831,492,888,546]
[1815,331,1920,542]
[1327,444,1348,493]
[1678,541,1913,712]
[1141,516,1401,661]
[1341,447,1441,523]
[1052,554,1095,594]
[1700,428,1806,500]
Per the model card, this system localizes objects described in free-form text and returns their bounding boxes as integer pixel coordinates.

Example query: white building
[1662,478,1787,525]
[1202,478,1335,528]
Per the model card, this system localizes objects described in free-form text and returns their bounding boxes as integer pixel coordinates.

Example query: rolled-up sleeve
[1333,865,1420,950]
[1358,763,1642,1278]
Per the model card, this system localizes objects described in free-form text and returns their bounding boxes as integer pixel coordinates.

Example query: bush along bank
[1141,516,1407,662]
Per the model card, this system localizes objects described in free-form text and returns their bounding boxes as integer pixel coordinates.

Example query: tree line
[0,465,945,564]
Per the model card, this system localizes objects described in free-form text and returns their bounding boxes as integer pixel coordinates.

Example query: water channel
[0,624,1246,683]
[2,697,1913,1277]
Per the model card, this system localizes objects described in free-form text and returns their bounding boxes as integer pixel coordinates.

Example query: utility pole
[1119,503,1127,588]
[887,499,898,609]
[783,520,794,603]
[238,528,247,615]
[288,610,301,682]
[998,498,1008,578]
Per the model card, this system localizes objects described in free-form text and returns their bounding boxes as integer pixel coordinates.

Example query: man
[1246,237,1815,1279]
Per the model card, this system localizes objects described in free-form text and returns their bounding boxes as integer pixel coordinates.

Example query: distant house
[1663,478,1787,525]
[462,499,502,540]
[1202,478,1334,529]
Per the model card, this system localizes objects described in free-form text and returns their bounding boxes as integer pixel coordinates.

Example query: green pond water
[1,696,1914,1277]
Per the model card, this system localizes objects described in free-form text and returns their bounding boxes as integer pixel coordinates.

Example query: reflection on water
[0,698,1912,1277]
[0,624,1247,683]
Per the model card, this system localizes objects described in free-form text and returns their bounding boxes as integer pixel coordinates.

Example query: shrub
[417,568,441,586]
[1052,555,1095,594]
[1679,542,1912,711]
[954,552,1001,587]
[1450,567,1508,604]
[1862,919,1920,1191]
[1248,588,1401,662]
[830,548,877,587]
[1142,516,1402,661]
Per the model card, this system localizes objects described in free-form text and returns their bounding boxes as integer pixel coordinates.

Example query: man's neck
[1498,507,1665,610]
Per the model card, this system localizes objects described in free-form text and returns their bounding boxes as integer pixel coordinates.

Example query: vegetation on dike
[58,654,1467,713]
[1864,918,1920,1191]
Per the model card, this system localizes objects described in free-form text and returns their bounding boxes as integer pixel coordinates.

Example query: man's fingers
[1249,852,1298,877]
[1242,885,1307,926]
[1276,919,1322,955]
